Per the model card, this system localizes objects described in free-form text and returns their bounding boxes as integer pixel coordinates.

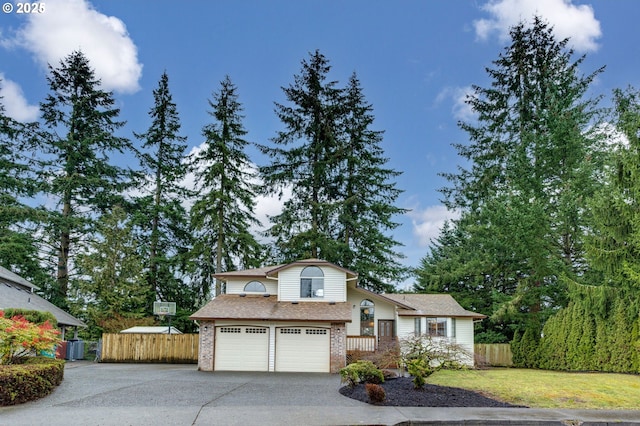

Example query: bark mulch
[339,377,526,407]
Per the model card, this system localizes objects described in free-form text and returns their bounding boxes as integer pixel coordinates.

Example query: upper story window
[300,266,324,298]
[244,281,266,292]
[360,299,375,336]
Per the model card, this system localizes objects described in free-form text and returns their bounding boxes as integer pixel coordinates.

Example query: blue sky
[1,0,638,287]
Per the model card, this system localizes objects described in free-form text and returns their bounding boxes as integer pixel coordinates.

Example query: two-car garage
[214,324,330,372]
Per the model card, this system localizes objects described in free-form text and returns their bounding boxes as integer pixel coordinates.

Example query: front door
[378,320,395,346]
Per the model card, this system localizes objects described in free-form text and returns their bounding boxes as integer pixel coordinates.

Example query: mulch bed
[339,377,526,407]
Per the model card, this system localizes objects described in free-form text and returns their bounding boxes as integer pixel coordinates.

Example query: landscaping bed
[339,376,525,407]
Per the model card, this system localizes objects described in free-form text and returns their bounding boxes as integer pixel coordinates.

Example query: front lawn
[427,368,640,410]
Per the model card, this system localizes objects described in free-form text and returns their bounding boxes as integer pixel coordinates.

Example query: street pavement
[1,361,639,425]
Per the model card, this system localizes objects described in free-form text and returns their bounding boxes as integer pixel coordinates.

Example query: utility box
[65,339,85,361]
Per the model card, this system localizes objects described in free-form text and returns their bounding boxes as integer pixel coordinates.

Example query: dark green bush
[0,357,65,405]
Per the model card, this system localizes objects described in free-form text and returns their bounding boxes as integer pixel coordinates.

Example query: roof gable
[213,258,357,281]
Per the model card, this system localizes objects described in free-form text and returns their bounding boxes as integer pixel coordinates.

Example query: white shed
[120,326,182,334]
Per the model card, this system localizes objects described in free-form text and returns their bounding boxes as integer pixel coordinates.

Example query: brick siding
[198,320,215,371]
[330,322,346,373]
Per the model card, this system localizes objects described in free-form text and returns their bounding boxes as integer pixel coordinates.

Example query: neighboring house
[191,258,485,373]
[120,326,183,334]
[0,265,86,339]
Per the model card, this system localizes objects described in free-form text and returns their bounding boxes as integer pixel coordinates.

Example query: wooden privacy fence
[100,333,198,363]
[475,343,513,366]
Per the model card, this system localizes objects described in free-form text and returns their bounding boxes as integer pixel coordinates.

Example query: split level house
[190,258,485,373]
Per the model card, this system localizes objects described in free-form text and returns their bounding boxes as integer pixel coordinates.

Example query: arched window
[244,281,266,292]
[300,266,324,298]
[360,300,375,336]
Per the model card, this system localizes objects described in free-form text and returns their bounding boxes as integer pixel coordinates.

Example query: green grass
[427,368,640,409]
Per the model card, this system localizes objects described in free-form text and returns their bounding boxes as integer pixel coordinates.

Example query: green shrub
[339,360,384,387]
[365,383,386,404]
[0,357,64,406]
[406,358,432,389]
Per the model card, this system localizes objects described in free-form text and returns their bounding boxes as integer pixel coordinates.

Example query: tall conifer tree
[337,73,407,291]
[420,17,603,340]
[133,71,194,311]
[587,87,640,290]
[0,84,46,283]
[260,50,344,261]
[190,75,263,298]
[39,51,133,308]
[261,52,407,291]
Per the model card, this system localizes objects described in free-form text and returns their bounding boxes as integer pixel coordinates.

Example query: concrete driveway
[1,362,640,425]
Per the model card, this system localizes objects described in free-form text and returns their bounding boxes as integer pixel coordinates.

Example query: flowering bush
[0,311,60,365]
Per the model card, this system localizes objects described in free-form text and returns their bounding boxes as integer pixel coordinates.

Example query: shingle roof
[382,293,486,319]
[0,265,39,290]
[213,258,357,280]
[0,266,86,327]
[351,286,415,309]
[213,264,287,279]
[190,294,351,322]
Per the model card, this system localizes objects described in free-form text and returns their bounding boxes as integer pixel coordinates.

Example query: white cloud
[474,0,601,52]
[408,205,460,247]
[0,74,39,122]
[436,86,476,122]
[13,0,142,93]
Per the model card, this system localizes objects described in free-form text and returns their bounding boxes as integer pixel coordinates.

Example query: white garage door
[215,326,269,371]
[275,327,330,373]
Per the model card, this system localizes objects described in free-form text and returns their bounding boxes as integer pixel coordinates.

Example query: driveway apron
[1,362,640,426]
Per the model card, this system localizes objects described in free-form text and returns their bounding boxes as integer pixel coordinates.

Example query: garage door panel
[215,326,268,371]
[276,327,330,373]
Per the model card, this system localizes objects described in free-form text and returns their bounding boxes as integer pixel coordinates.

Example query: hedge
[512,285,640,373]
[0,357,65,406]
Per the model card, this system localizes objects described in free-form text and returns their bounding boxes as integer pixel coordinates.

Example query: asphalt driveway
[1,362,640,426]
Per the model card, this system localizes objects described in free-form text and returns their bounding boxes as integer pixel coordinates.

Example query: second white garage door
[275,327,330,373]
[215,326,269,371]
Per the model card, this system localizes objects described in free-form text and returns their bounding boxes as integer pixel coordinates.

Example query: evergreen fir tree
[133,71,194,310]
[259,50,344,261]
[587,87,640,290]
[72,206,150,338]
[421,17,603,341]
[190,75,263,299]
[39,51,134,308]
[335,73,407,292]
[0,83,45,283]
[260,52,407,291]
